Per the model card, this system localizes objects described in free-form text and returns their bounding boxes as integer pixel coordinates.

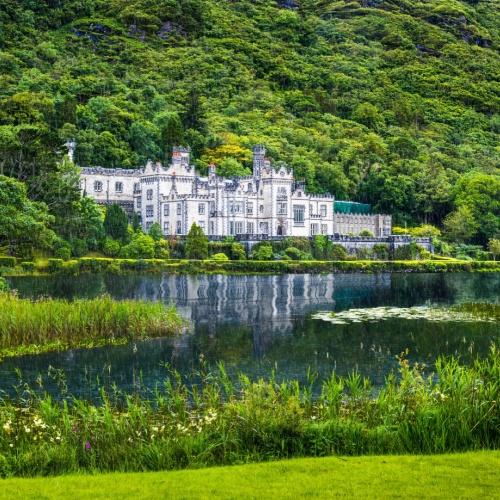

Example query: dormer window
[94,181,102,192]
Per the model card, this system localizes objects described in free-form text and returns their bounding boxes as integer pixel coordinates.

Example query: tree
[0,175,56,257]
[443,206,479,243]
[488,239,500,261]
[156,112,184,163]
[185,223,208,259]
[148,222,163,242]
[131,212,142,232]
[453,173,500,245]
[104,204,129,243]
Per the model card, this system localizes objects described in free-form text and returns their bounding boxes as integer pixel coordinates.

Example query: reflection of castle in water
[129,274,393,357]
[133,274,392,322]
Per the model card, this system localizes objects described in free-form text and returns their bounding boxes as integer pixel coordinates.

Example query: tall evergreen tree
[185,223,208,259]
[104,204,128,243]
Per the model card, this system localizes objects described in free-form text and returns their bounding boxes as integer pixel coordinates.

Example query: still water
[2,273,499,398]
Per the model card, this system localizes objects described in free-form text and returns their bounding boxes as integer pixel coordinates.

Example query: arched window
[94,181,102,192]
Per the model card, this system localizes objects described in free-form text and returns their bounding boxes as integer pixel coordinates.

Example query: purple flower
[85,441,91,451]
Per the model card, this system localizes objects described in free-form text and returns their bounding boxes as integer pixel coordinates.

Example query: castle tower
[172,146,190,167]
[208,163,217,183]
[252,145,266,179]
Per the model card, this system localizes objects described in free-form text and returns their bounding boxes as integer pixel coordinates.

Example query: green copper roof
[334,201,372,214]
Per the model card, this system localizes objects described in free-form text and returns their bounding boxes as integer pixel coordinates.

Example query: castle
[80,145,392,238]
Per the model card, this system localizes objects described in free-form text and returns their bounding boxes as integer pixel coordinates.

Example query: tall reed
[0,346,498,477]
[0,293,184,357]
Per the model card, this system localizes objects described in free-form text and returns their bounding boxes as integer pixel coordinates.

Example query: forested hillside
[0,0,498,246]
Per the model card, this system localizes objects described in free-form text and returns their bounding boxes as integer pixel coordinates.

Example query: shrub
[212,253,229,262]
[252,243,273,260]
[47,259,64,272]
[0,256,16,268]
[356,247,372,260]
[359,229,374,237]
[0,277,9,292]
[393,242,422,260]
[373,244,390,260]
[120,233,155,259]
[284,247,303,260]
[103,238,121,257]
[330,244,348,260]
[154,240,170,259]
[167,237,185,258]
[231,242,246,260]
[54,246,71,260]
[20,261,36,272]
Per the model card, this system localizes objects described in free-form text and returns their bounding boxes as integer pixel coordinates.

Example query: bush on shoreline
[0,347,498,477]
[0,294,185,358]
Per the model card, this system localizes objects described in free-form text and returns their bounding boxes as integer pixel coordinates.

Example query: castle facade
[80,146,392,238]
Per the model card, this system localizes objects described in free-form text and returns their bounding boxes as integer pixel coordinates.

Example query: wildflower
[9,443,13,448]
[24,426,31,434]
[85,441,91,451]
[2,421,12,433]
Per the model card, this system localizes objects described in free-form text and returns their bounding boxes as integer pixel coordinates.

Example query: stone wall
[207,234,434,254]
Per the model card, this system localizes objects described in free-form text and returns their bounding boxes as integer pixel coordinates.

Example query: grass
[0,293,185,358]
[0,348,498,477]
[0,452,498,499]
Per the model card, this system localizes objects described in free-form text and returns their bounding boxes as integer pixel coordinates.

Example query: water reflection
[2,273,499,399]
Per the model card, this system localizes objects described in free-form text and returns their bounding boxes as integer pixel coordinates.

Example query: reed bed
[0,346,498,477]
[0,293,184,357]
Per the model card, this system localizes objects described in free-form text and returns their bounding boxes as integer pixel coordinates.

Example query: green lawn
[1,452,499,499]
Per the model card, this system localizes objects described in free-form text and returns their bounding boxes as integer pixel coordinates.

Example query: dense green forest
[0,0,498,255]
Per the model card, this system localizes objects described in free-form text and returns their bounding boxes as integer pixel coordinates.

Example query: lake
[2,272,499,399]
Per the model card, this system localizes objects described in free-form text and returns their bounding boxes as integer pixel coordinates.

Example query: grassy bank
[0,294,184,358]
[1,452,498,499]
[2,256,499,277]
[0,348,498,477]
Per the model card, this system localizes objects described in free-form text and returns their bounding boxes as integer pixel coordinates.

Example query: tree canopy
[0,0,498,249]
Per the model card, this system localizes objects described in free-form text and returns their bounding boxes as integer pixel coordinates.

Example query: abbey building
[80,146,392,238]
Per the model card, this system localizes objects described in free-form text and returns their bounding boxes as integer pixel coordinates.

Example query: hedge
[0,256,16,268]
[4,258,500,276]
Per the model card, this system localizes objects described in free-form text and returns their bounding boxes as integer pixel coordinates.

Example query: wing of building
[80,145,392,238]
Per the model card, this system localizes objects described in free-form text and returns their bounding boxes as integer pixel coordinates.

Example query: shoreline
[1,257,499,277]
